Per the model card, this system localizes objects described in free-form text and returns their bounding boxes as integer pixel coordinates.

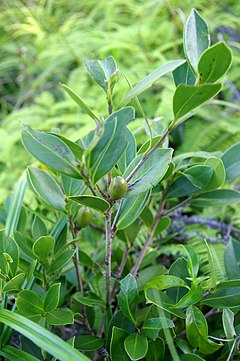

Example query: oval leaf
[124,333,148,361]
[69,195,110,213]
[32,236,55,262]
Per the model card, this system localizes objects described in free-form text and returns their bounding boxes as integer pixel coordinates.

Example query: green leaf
[204,239,218,289]
[153,217,171,236]
[186,306,222,354]
[124,148,173,197]
[3,273,25,292]
[110,327,131,361]
[117,190,151,230]
[174,284,204,308]
[47,249,75,273]
[144,275,189,291]
[201,287,240,308]
[124,333,148,361]
[5,172,27,238]
[168,257,190,303]
[184,165,213,188]
[167,174,199,198]
[27,167,66,213]
[145,288,186,319]
[198,42,232,84]
[16,290,44,316]
[216,279,240,290]
[0,346,39,361]
[142,317,174,340]
[137,265,167,291]
[183,245,199,279]
[51,133,84,162]
[84,56,118,92]
[121,59,185,105]
[222,308,236,340]
[117,128,136,173]
[173,61,196,86]
[106,311,135,350]
[32,236,55,262]
[60,83,99,121]
[184,9,210,73]
[221,142,240,180]
[44,283,61,312]
[88,107,135,183]
[46,308,74,325]
[146,338,165,361]
[204,158,226,190]
[74,291,105,307]
[224,239,240,279]
[180,354,205,361]
[69,195,110,213]
[118,274,139,324]
[191,189,240,207]
[0,309,90,361]
[14,231,35,260]
[21,125,80,178]
[32,216,47,240]
[73,335,104,351]
[173,83,222,121]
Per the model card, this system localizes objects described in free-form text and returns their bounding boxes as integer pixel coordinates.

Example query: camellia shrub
[1,8,240,361]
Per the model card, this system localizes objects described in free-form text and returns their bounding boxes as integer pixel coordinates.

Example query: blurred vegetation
[0,0,240,202]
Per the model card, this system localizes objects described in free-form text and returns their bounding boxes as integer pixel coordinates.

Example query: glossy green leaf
[118,274,139,324]
[186,306,222,354]
[222,308,236,340]
[191,189,240,207]
[184,9,210,73]
[121,59,185,105]
[88,107,135,183]
[167,174,199,198]
[106,311,135,350]
[74,291,105,307]
[204,239,218,289]
[14,231,35,260]
[16,290,44,316]
[51,133,84,162]
[46,308,74,325]
[117,128,136,173]
[0,346,39,361]
[174,284,204,308]
[69,195,110,213]
[27,167,66,213]
[173,61,195,86]
[0,309,90,361]
[180,354,205,361]
[146,338,165,361]
[142,317,174,340]
[110,327,131,361]
[168,257,190,303]
[117,190,151,230]
[47,249,75,273]
[84,56,118,92]
[224,239,240,279]
[201,287,240,308]
[32,215,47,240]
[60,83,99,121]
[32,236,55,262]
[145,275,188,291]
[137,265,167,291]
[173,83,222,121]
[124,333,148,361]
[216,279,240,290]
[3,272,25,292]
[44,283,61,312]
[153,217,171,236]
[198,42,232,84]
[204,158,225,190]
[222,142,240,180]
[73,335,104,351]
[145,288,186,319]
[21,125,80,178]
[184,165,213,188]
[124,148,173,197]
[183,245,199,279]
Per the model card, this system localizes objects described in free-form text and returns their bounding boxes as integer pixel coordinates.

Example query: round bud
[109,176,128,200]
[76,206,93,228]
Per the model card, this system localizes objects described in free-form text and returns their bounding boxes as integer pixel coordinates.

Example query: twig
[162,196,193,216]
[105,209,113,306]
[109,247,129,303]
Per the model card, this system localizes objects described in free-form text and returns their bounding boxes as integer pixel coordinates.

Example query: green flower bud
[109,176,128,200]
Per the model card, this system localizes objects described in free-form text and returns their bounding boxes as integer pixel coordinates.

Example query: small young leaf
[198,42,232,84]
[44,283,61,312]
[32,236,55,262]
[69,195,110,213]
[27,167,66,213]
[118,274,139,324]
[124,333,148,361]
[183,245,199,279]
[184,9,210,73]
